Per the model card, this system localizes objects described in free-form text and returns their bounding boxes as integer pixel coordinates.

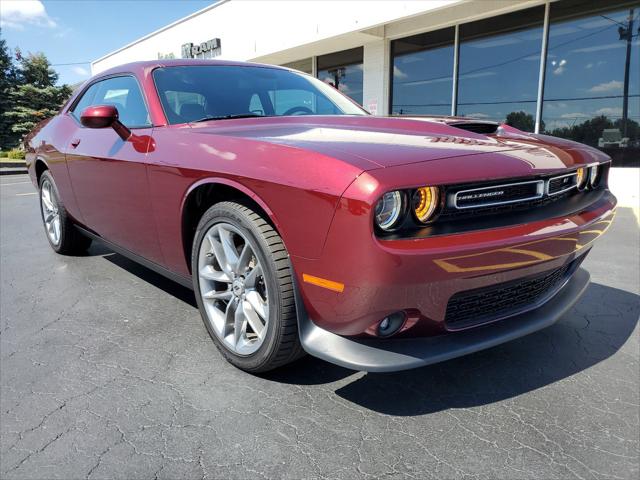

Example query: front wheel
[39,170,92,255]
[191,201,303,372]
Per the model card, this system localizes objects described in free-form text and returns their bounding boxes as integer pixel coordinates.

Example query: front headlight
[375,191,404,231]
[589,164,600,188]
[412,186,440,224]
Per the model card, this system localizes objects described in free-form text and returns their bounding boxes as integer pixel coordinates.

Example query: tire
[191,201,304,372]
[39,170,92,255]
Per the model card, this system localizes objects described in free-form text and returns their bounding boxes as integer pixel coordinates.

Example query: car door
[65,75,164,264]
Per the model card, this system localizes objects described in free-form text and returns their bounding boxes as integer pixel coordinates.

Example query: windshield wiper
[192,114,271,122]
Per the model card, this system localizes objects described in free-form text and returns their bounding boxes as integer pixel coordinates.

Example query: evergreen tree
[2,51,72,146]
[0,32,19,149]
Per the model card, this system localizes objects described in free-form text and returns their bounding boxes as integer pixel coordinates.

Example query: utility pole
[328,67,345,92]
[620,8,635,138]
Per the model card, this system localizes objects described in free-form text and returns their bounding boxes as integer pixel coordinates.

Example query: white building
[92,0,639,163]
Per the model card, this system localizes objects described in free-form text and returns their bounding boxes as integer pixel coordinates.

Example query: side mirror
[80,105,131,141]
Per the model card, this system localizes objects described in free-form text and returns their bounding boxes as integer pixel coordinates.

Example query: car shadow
[91,244,638,416]
[95,248,198,308]
[263,282,639,415]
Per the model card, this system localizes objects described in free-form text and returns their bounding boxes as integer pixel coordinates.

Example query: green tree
[19,52,59,87]
[0,31,19,149]
[505,111,543,133]
[2,52,72,145]
[550,115,613,147]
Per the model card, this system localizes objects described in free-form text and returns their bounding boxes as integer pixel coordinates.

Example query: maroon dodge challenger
[26,59,616,373]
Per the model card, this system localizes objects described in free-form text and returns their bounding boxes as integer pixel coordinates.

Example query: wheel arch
[180,178,283,274]
[35,157,49,184]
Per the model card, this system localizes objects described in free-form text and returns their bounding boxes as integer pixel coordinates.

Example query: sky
[0,0,214,85]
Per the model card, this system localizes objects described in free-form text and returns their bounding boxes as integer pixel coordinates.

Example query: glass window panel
[457,7,545,130]
[70,82,100,119]
[91,76,151,127]
[281,58,313,74]
[390,27,455,116]
[317,47,363,105]
[153,65,365,124]
[543,0,639,163]
[71,76,150,128]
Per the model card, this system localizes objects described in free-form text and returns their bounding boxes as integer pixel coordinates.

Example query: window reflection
[457,7,545,130]
[390,28,455,116]
[543,0,639,162]
[281,58,313,75]
[317,47,363,105]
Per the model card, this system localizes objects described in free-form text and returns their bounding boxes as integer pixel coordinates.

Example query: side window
[72,76,151,128]
[248,94,265,115]
[71,82,100,120]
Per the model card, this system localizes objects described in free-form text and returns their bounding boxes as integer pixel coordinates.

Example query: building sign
[158,52,175,60]
[181,38,221,59]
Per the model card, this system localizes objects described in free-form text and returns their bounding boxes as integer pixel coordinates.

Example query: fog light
[377,311,406,337]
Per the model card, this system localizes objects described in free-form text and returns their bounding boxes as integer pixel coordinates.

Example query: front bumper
[298,267,590,372]
[292,189,615,337]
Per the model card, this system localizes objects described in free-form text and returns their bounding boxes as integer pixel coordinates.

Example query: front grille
[445,261,575,329]
[548,173,577,195]
[439,185,572,222]
[454,181,542,209]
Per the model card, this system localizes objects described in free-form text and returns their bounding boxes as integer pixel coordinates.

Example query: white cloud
[595,107,622,117]
[0,0,56,29]
[469,37,520,49]
[72,66,89,76]
[458,71,497,81]
[571,42,625,54]
[585,60,606,69]
[545,102,568,110]
[588,80,624,93]
[393,66,407,79]
[560,113,589,119]
[551,59,567,75]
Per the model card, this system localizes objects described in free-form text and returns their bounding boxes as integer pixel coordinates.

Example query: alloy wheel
[197,222,270,355]
[41,178,61,246]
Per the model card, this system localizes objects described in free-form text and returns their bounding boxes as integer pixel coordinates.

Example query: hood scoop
[448,121,500,135]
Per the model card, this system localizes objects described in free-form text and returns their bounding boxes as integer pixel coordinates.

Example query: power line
[50,61,91,66]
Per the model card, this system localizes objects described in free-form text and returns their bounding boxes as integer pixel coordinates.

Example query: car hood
[188,115,609,172]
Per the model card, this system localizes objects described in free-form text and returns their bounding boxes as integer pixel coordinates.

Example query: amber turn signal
[413,186,439,224]
[576,167,587,190]
[302,274,345,293]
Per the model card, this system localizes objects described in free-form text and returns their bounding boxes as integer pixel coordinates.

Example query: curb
[0,161,27,168]
[0,167,28,176]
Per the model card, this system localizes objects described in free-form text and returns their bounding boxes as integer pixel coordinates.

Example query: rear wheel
[39,170,92,255]
[192,201,303,372]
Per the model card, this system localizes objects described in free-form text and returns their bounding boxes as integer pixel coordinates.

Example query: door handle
[70,138,81,148]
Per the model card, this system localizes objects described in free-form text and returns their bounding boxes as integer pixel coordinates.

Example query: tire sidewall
[191,203,284,370]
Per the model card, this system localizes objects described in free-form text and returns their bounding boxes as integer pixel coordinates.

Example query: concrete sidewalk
[609,167,639,223]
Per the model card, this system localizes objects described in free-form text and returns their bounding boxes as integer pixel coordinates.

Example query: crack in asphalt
[1,184,638,479]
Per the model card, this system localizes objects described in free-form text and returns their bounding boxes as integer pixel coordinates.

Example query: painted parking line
[0,181,32,186]
[15,192,38,196]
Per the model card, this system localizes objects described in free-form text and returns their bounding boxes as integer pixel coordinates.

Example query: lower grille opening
[445,259,579,330]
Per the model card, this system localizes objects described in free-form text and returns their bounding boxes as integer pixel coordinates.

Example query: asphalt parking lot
[1,174,638,480]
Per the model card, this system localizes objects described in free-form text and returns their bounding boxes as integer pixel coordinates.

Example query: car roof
[95,59,292,79]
